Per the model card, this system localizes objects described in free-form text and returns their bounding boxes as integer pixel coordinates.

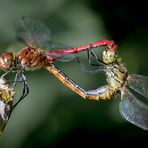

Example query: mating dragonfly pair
[0,18,148,135]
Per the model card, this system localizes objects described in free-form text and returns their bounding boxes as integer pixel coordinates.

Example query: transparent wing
[128,74,148,99]
[17,17,51,49]
[48,51,76,62]
[17,17,73,52]
[119,89,148,130]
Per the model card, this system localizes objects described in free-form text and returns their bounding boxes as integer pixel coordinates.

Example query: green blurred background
[0,0,148,147]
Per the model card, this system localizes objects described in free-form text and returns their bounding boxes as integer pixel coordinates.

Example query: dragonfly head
[102,46,118,64]
[0,52,14,71]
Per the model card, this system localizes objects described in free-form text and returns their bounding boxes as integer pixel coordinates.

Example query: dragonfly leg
[12,72,29,110]
[77,56,104,74]
[12,71,20,87]
[75,48,105,74]
[88,49,106,66]
[0,69,13,78]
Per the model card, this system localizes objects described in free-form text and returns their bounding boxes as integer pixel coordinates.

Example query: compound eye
[0,52,14,70]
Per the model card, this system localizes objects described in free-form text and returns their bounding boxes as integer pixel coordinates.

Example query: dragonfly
[47,43,148,130]
[0,17,115,110]
[0,39,114,136]
[0,75,15,135]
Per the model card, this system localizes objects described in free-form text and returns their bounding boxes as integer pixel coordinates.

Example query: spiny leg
[76,55,104,74]
[12,71,29,110]
[88,49,105,66]
[76,48,105,74]
[12,71,20,87]
[0,68,13,78]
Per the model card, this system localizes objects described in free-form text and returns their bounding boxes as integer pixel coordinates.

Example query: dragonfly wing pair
[18,17,51,49]
[18,17,76,62]
[119,74,148,130]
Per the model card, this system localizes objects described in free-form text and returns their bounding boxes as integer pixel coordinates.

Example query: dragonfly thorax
[105,62,128,91]
[18,47,49,69]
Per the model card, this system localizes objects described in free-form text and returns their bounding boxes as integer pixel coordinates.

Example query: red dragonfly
[0,17,115,109]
